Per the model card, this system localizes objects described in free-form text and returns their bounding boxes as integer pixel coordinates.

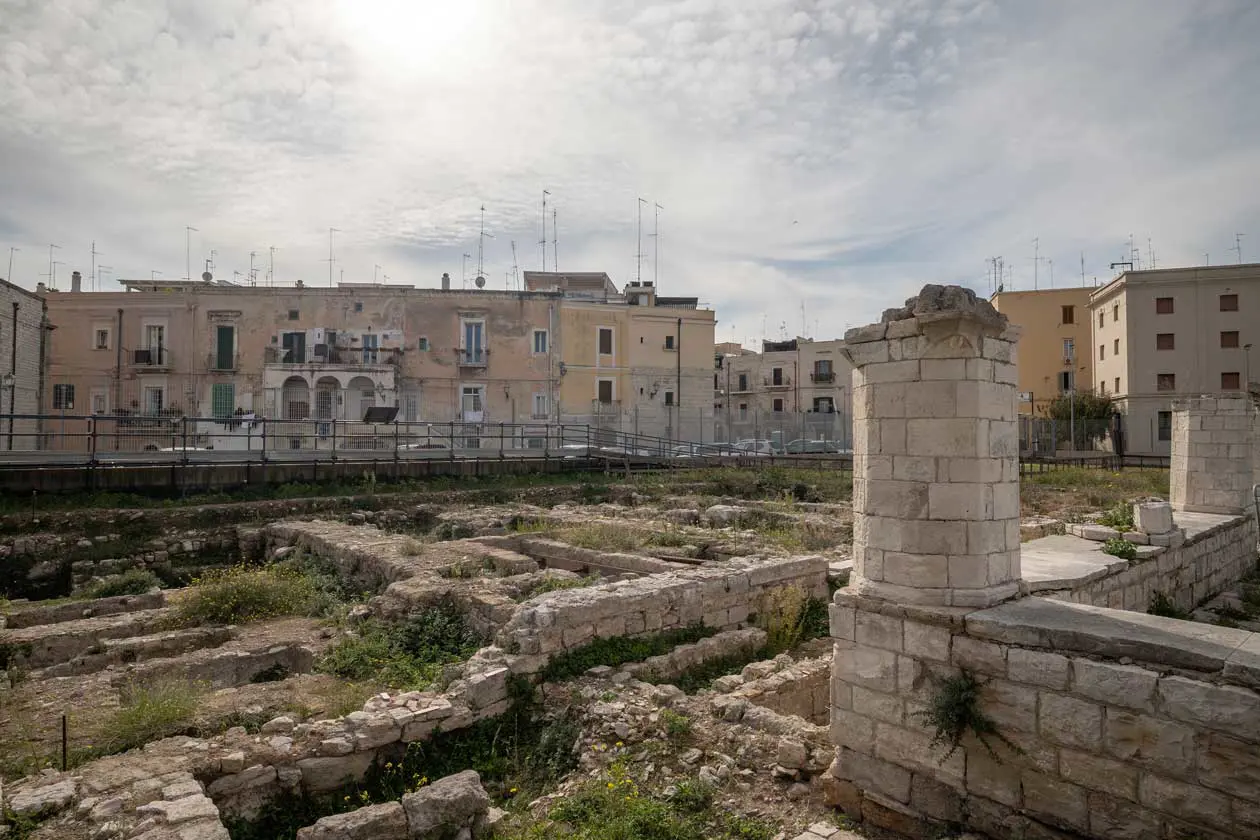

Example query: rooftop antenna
[6,247,17,284]
[552,208,558,272]
[185,227,197,281]
[540,190,550,271]
[1127,233,1139,269]
[97,265,111,289]
[1232,233,1245,264]
[327,228,340,287]
[249,251,258,286]
[204,249,216,274]
[1048,258,1054,288]
[47,243,60,289]
[340,268,345,285]
[510,240,519,291]
[151,270,162,282]
[1205,252,1210,266]
[233,270,242,283]
[1147,237,1156,269]
[800,301,807,338]
[268,246,276,287]
[461,253,472,289]
[476,204,493,288]
[374,264,381,284]
[90,241,102,291]
[651,202,663,289]
[1080,252,1086,287]
[636,197,647,285]
[1032,237,1040,290]
[45,260,63,289]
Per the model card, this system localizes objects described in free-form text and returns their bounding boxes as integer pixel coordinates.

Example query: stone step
[2,591,166,630]
[2,608,173,670]
[40,626,236,678]
[110,641,317,690]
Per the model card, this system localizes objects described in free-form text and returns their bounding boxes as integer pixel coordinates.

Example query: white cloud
[0,0,1257,339]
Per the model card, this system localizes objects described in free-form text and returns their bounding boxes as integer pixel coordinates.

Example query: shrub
[99,679,204,755]
[84,568,161,599]
[539,625,718,682]
[1149,591,1191,620]
[1101,538,1138,561]
[1096,501,1135,531]
[169,564,329,626]
[661,709,692,742]
[528,574,597,597]
[756,585,827,654]
[915,670,1016,760]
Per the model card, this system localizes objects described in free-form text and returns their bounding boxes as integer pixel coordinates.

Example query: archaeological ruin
[0,283,1256,840]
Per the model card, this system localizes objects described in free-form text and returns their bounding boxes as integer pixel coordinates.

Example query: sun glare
[335,0,485,71]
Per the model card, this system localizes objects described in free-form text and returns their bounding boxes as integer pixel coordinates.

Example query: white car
[733,439,774,455]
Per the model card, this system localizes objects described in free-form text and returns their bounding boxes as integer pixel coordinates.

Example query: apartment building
[0,274,48,450]
[38,269,715,450]
[714,337,853,447]
[990,287,1094,415]
[524,273,716,444]
[1091,263,1260,456]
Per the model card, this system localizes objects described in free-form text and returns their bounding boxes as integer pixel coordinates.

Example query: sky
[2,0,1259,348]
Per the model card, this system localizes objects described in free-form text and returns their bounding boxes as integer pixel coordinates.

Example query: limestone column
[842,285,1022,608]
[1170,396,1256,515]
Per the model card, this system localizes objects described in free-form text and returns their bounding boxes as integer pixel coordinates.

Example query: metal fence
[1018,415,1117,458]
[715,410,853,451]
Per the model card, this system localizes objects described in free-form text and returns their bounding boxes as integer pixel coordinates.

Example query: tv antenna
[510,240,519,291]
[476,204,493,288]
[1147,238,1156,269]
[268,246,276,286]
[97,265,112,290]
[462,253,472,288]
[651,202,663,289]
[249,251,258,286]
[6,247,17,285]
[552,209,558,273]
[540,190,550,271]
[1080,252,1086,287]
[1232,233,1245,264]
[374,264,381,284]
[636,197,647,284]
[47,243,60,289]
[327,228,340,287]
[184,227,197,281]
[91,241,102,291]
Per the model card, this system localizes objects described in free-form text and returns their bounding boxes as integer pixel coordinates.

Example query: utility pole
[1080,252,1086,287]
[268,246,276,286]
[6,247,17,284]
[1048,258,1054,289]
[185,227,197,281]
[552,208,558,272]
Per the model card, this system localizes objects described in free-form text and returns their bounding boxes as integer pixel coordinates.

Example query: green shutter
[216,326,234,369]
[211,383,235,418]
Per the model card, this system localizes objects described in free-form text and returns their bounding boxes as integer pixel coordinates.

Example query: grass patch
[543,523,694,552]
[83,568,161,599]
[316,602,483,690]
[758,586,827,653]
[755,520,850,552]
[540,625,718,682]
[168,554,358,626]
[97,678,205,755]
[1095,501,1135,531]
[528,574,599,598]
[1021,467,1168,519]
[1149,591,1191,620]
[916,670,1017,760]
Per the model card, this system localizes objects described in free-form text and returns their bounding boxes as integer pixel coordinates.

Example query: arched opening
[314,376,340,421]
[281,376,310,420]
[347,376,376,422]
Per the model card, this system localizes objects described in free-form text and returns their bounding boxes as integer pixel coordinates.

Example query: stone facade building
[0,275,48,451]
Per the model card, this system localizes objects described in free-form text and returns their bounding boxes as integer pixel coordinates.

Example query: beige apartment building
[1091,263,1260,456]
[1,274,48,451]
[38,270,715,451]
[714,337,853,447]
[990,287,1094,415]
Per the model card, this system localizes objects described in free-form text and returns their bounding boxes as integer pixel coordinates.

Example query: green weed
[84,568,161,599]
[98,679,205,755]
[539,625,718,682]
[168,564,331,626]
[915,670,1017,760]
[1101,538,1138,561]
[1149,591,1191,620]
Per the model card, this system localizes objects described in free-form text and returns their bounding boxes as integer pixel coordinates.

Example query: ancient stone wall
[727,657,830,725]
[1170,396,1257,514]
[829,594,1260,839]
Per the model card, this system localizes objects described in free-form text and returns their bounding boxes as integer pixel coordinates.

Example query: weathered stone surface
[298,753,375,792]
[295,801,408,840]
[401,770,490,838]
[8,778,77,817]
[1007,648,1068,690]
[136,794,220,824]
[1071,659,1158,712]
[1134,502,1174,535]
[1157,675,1260,733]
[1038,692,1102,751]
[1104,710,1196,778]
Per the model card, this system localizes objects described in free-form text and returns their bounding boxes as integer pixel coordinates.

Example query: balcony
[457,347,490,369]
[132,348,171,369]
[264,345,398,371]
[207,352,240,372]
[764,376,792,389]
[810,371,835,384]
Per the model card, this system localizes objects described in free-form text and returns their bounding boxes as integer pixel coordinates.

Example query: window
[1113,304,1120,322]
[664,334,675,350]
[598,328,613,355]
[533,330,548,354]
[772,398,784,412]
[1220,294,1239,312]
[1114,377,1120,393]
[211,383,235,418]
[739,403,748,420]
[353,301,363,313]
[597,380,614,404]
[461,320,485,364]
[1062,338,1075,361]
[143,386,164,415]
[362,333,379,364]
[404,393,418,422]
[1098,311,1105,328]
[461,386,484,416]
[1099,344,1105,361]
[1158,411,1172,442]
[1221,331,1240,348]
[288,309,299,321]
[664,391,674,406]
[532,393,548,419]
[815,359,832,375]
[1114,338,1119,355]
[737,373,748,391]
[281,331,306,363]
[1061,305,1075,324]
[418,337,430,351]
[94,328,110,350]
[1157,373,1176,391]
[1057,371,1074,393]
[1155,297,1174,314]
[813,397,834,413]
[772,367,783,386]
[1099,380,1106,395]
[1222,372,1241,390]
[1156,333,1174,351]
[714,373,719,390]
[53,384,75,410]
[215,325,235,370]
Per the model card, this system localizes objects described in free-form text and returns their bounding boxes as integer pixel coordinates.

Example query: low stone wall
[514,536,686,575]
[828,592,1260,840]
[725,657,830,725]
[621,627,767,682]
[296,770,496,840]
[497,556,828,672]
[2,591,165,629]
[1039,513,1258,614]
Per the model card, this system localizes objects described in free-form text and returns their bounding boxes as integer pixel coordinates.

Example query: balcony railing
[810,371,835,384]
[764,376,792,388]
[207,353,240,372]
[458,348,489,367]
[133,347,171,368]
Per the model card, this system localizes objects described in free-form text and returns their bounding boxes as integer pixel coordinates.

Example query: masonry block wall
[1170,396,1257,514]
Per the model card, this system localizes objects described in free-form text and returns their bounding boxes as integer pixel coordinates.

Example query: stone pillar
[842,285,1023,608]
[1169,396,1257,515]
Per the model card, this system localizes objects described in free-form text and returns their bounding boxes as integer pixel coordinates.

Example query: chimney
[441,272,451,291]
[71,270,82,293]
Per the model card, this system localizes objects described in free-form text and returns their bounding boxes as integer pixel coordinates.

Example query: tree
[1043,389,1113,449]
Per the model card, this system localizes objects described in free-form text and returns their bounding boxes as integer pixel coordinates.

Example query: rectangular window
[597,380,613,404]
[772,398,784,412]
[353,301,363,313]
[362,333,379,364]
[211,383,235,418]
[1061,305,1075,324]
[281,331,306,363]
[144,386,164,415]
[1220,294,1239,312]
[664,391,675,406]
[215,325,235,370]
[1062,338,1075,361]
[461,320,485,364]
[1114,377,1120,393]
[1099,380,1106,395]
[598,328,613,355]
[814,359,832,376]
[533,330,548,354]
[1114,338,1119,355]
[1098,311,1105,328]
[664,334,675,350]
[53,383,75,410]
[1222,372,1241,390]
[1156,333,1174,350]
[94,328,110,350]
[1155,297,1174,314]
[1158,411,1172,441]
[1058,371,1075,393]
[1157,373,1176,391]
[288,309,299,321]
[532,393,548,418]
[737,373,748,391]
[461,386,484,417]
[404,393,418,422]
[418,337,430,351]
[739,403,748,420]
[1113,303,1120,322]
[91,390,107,415]
[813,397,834,413]
[1099,344,1105,361]
[1221,331,1240,348]
[772,367,783,386]
[144,324,166,364]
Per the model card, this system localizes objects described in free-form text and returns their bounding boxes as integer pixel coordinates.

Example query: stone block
[980,678,1037,733]
[903,620,951,663]
[831,707,876,754]
[1038,692,1102,751]
[836,746,911,803]
[296,801,408,840]
[852,686,904,725]
[904,380,958,419]
[1138,772,1232,830]
[951,635,1006,676]
[402,770,490,837]
[1060,749,1138,800]
[834,646,899,693]
[829,604,856,641]
[298,753,375,793]
[898,520,969,554]
[947,554,992,588]
[882,552,948,589]
[1021,771,1089,831]
[1134,502,1174,534]
[965,749,1020,806]
[1087,791,1165,840]
[927,483,992,521]
[875,723,964,788]
[1197,732,1260,799]
[855,611,903,652]
[909,774,963,822]
[1007,648,1069,690]
[906,419,985,458]
[1071,659,1157,712]
[1158,675,1260,733]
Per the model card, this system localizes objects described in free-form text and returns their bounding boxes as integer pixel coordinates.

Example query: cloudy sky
[2,0,1258,345]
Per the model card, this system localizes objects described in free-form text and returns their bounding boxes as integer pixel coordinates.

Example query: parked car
[733,439,774,455]
[784,439,829,454]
